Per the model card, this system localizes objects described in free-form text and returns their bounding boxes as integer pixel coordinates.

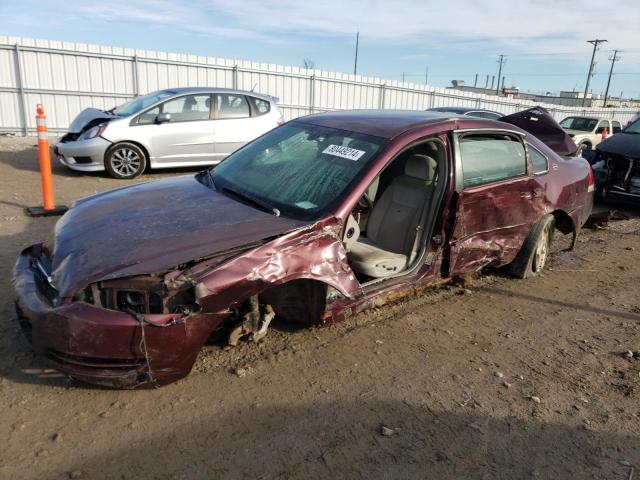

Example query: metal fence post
[132,54,140,97]
[13,44,28,136]
[309,75,315,114]
[428,91,435,109]
[232,65,238,89]
[379,83,386,109]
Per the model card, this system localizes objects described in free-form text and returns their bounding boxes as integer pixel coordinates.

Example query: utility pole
[353,31,359,75]
[425,66,429,85]
[474,73,478,87]
[495,54,506,94]
[603,49,621,107]
[582,39,607,107]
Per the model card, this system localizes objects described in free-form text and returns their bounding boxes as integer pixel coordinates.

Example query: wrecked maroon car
[13,109,594,388]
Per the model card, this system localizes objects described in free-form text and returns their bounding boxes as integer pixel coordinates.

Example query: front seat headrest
[404,154,437,183]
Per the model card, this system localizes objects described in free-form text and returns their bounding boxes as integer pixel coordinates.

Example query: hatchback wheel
[509,214,555,279]
[105,143,147,179]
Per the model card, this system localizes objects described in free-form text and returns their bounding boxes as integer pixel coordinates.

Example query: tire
[104,142,147,179]
[576,142,591,156]
[509,215,555,279]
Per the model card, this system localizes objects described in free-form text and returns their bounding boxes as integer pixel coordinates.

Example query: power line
[582,39,607,107]
[603,50,621,106]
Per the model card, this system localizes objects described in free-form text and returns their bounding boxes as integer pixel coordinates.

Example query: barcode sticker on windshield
[322,144,366,161]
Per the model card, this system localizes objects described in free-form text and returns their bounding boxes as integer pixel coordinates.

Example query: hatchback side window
[216,94,250,119]
[528,144,548,174]
[250,97,271,116]
[612,121,622,134]
[459,134,526,188]
[161,95,211,122]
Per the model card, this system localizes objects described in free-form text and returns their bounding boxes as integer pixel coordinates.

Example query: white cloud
[199,0,639,64]
[4,0,639,67]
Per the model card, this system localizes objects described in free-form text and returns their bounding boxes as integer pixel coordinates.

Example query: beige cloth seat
[350,154,437,278]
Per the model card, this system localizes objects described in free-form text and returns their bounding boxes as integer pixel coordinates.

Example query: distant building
[447,80,640,109]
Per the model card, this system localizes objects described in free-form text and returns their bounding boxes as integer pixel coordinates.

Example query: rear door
[447,130,542,275]
[212,93,275,161]
[144,93,216,165]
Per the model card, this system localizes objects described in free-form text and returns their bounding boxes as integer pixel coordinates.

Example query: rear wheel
[509,215,555,279]
[104,142,147,179]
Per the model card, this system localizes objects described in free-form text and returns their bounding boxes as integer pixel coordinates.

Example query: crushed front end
[12,244,227,388]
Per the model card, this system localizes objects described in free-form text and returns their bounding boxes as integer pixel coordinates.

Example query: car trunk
[499,107,578,156]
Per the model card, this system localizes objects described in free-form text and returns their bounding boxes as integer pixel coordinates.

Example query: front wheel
[509,215,555,279]
[104,142,147,179]
[576,142,591,156]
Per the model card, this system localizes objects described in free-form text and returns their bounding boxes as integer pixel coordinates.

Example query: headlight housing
[80,123,108,140]
[77,276,197,316]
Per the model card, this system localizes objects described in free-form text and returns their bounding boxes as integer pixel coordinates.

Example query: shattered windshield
[210,122,388,221]
[559,117,598,132]
[111,90,176,116]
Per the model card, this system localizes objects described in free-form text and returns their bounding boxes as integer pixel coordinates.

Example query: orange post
[26,104,68,217]
[601,126,608,141]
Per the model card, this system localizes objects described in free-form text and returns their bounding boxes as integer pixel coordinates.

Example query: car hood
[596,132,640,158]
[50,174,308,298]
[500,107,578,156]
[68,108,120,133]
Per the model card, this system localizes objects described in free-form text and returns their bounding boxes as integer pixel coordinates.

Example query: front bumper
[12,247,227,388]
[55,136,111,172]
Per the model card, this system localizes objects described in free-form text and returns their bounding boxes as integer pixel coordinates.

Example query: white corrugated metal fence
[1,35,638,135]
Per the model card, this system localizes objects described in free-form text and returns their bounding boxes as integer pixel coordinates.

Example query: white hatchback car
[55,88,284,179]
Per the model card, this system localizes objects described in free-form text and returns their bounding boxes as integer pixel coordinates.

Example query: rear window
[250,97,271,116]
[528,144,548,174]
[467,111,502,120]
[459,134,526,187]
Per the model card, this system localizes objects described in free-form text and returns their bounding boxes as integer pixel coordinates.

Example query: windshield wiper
[221,186,280,216]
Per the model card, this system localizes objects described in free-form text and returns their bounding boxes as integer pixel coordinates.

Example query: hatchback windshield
[210,122,388,220]
[559,117,598,132]
[111,90,176,116]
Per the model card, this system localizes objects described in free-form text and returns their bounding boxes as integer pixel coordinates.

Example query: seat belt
[407,186,434,264]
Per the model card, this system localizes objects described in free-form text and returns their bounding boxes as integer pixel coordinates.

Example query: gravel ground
[1,135,639,480]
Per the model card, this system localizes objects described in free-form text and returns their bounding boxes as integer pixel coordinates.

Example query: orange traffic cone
[26,104,68,217]
[601,127,608,141]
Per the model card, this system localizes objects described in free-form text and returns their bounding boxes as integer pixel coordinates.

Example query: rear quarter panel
[528,135,593,229]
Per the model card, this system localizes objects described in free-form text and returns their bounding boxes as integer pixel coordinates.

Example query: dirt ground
[1,135,639,480]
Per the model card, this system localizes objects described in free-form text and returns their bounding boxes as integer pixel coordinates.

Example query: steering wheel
[356,192,373,213]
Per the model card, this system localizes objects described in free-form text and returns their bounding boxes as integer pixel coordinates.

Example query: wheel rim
[111,148,141,176]
[532,225,550,272]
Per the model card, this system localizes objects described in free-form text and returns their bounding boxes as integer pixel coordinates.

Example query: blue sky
[2,0,639,98]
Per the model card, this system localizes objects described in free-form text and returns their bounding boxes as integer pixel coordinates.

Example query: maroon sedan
[13,108,593,388]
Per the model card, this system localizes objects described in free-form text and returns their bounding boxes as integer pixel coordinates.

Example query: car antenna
[250,83,258,92]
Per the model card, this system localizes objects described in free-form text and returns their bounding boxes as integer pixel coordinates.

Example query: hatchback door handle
[519,192,532,199]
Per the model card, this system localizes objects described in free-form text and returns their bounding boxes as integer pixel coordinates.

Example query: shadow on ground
[51,400,640,479]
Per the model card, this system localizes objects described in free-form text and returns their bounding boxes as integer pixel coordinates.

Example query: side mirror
[155,112,171,124]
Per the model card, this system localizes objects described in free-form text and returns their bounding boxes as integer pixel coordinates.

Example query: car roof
[295,109,512,139]
[427,106,502,115]
[155,87,275,102]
